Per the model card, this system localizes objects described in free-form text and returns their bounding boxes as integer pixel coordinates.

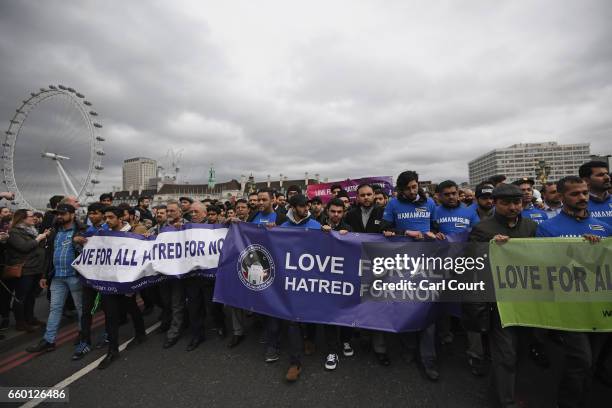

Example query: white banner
[72,225,228,293]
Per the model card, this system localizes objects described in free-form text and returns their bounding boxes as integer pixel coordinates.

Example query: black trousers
[184,277,207,339]
[6,274,41,323]
[139,286,159,309]
[557,331,609,408]
[265,317,303,365]
[203,278,225,330]
[80,285,98,345]
[489,308,519,408]
[102,294,145,353]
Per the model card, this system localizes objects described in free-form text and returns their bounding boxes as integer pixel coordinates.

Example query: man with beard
[247,192,259,216]
[512,178,548,224]
[345,184,391,366]
[536,176,611,408]
[474,182,495,220]
[540,182,563,218]
[463,189,475,207]
[434,180,480,236]
[136,195,154,224]
[248,189,286,225]
[274,192,287,215]
[579,160,612,225]
[26,204,85,354]
[374,188,389,208]
[467,184,538,408]
[381,171,442,380]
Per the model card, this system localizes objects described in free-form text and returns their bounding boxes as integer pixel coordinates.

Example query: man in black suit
[343,184,390,366]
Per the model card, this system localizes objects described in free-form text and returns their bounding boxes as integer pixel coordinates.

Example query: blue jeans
[43,276,83,343]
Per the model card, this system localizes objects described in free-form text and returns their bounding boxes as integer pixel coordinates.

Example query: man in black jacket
[344,184,384,234]
[344,184,390,366]
[467,184,537,408]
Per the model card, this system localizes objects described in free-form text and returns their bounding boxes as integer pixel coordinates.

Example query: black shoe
[529,343,550,368]
[424,363,440,381]
[227,334,245,348]
[375,352,390,366]
[468,357,487,377]
[163,337,179,349]
[97,351,119,370]
[186,337,204,352]
[126,334,147,350]
[155,325,170,334]
[26,339,56,353]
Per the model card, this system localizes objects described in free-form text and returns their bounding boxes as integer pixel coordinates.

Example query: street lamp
[535,159,552,185]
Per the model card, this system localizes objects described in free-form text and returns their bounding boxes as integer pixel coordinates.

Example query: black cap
[512,177,535,186]
[179,196,194,204]
[56,204,76,214]
[475,184,495,198]
[492,184,523,199]
[288,194,308,207]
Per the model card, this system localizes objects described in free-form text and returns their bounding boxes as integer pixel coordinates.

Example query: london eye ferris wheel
[2,85,105,210]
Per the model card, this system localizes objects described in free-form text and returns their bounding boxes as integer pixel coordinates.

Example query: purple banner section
[214,223,459,333]
[306,176,393,203]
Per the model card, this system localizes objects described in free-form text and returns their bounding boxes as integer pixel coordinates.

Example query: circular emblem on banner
[237,244,275,291]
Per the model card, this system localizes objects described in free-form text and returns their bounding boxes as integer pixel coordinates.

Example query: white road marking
[20,322,161,408]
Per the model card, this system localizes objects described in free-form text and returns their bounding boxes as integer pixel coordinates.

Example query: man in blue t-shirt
[382,170,438,240]
[579,160,612,225]
[535,176,610,408]
[247,188,286,226]
[513,177,548,224]
[381,170,441,381]
[433,180,480,236]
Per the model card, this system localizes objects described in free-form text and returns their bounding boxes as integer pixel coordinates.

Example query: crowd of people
[1,160,611,408]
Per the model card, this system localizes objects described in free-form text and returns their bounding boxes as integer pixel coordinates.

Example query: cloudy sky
[1,0,611,197]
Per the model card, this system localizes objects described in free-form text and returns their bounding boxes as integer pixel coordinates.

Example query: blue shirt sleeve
[470,209,480,226]
[383,199,395,223]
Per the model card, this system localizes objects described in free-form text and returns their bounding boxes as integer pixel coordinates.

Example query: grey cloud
[1,0,611,205]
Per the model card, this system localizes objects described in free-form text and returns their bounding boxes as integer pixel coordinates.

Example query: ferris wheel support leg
[56,161,78,197]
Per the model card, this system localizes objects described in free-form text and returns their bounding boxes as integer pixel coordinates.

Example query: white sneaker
[342,342,354,357]
[325,353,339,370]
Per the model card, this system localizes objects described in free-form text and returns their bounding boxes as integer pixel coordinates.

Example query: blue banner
[214,223,460,332]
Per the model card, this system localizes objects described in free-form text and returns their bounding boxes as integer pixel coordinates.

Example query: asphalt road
[0,308,608,408]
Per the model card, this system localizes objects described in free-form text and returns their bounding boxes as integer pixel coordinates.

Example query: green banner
[489,238,612,332]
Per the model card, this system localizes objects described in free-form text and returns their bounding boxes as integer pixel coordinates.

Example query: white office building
[468,142,590,186]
